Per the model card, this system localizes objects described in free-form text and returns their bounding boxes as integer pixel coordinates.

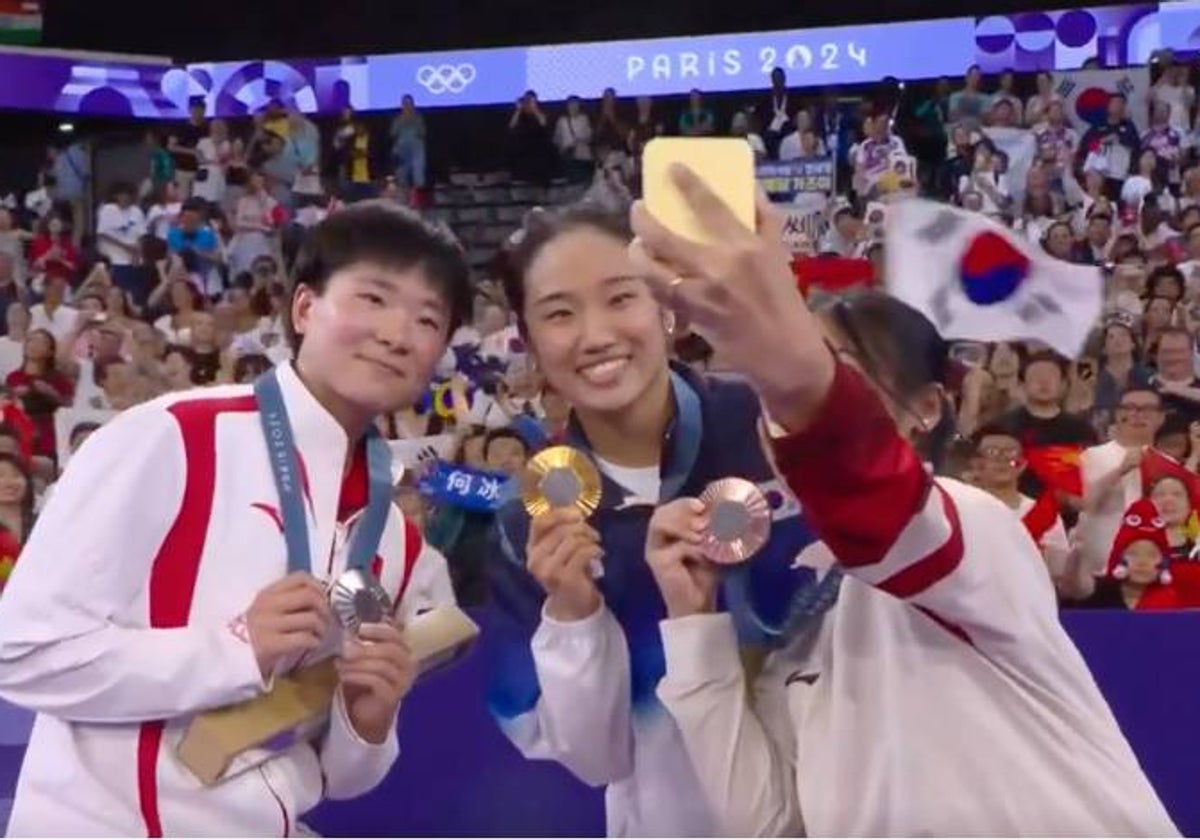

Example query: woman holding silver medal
[635,165,1176,835]
[484,203,833,837]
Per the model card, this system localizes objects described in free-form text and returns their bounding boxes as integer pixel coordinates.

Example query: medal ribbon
[254,369,393,575]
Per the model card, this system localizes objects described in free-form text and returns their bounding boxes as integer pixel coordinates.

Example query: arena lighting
[0,1,1197,117]
[56,122,74,132]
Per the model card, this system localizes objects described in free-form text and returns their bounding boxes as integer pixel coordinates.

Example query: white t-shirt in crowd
[29,303,79,343]
[146,202,181,241]
[95,204,147,266]
[0,335,23,382]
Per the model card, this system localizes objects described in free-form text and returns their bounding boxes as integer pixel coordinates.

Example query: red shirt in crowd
[5,370,74,460]
[28,234,79,279]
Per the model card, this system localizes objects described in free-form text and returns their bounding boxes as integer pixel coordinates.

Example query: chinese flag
[1140,448,1200,505]
[1022,491,1060,544]
[1024,445,1084,497]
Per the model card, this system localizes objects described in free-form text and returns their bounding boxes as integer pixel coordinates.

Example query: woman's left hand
[628,165,835,432]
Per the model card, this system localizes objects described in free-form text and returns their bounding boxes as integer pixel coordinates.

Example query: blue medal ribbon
[254,369,393,575]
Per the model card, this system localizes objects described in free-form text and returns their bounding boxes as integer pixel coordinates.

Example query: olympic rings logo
[416,64,477,95]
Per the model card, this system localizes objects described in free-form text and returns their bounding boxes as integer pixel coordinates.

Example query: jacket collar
[564,362,705,505]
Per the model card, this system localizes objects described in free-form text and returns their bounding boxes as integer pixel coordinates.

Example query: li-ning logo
[416,64,477,95]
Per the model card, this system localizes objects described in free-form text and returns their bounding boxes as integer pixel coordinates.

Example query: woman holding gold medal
[483,203,835,836]
[633,165,1176,835]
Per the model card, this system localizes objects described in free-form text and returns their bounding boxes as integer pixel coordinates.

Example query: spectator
[990,70,1024,125]
[186,312,223,385]
[193,118,232,207]
[1150,328,1200,422]
[143,129,175,198]
[971,423,1069,568]
[95,183,147,292]
[161,344,196,391]
[628,95,664,159]
[1078,387,1165,575]
[226,171,279,277]
[1070,498,1181,610]
[1077,93,1141,192]
[482,427,530,477]
[0,452,33,555]
[1148,59,1194,136]
[5,330,73,460]
[47,140,90,245]
[0,209,29,288]
[593,88,628,156]
[508,90,554,184]
[0,303,28,381]
[27,213,78,280]
[166,199,223,297]
[1142,102,1183,188]
[1025,71,1061,128]
[1095,321,1152,416]
[762,67,792,159]
[390,94,428,190]
[166,98,207,197]
[28,271,78,343]
[1003,351,1097,500]
[959,140,1010,219]
[948,65,989,127]
[554,96,594,179]
[678,89,716,137]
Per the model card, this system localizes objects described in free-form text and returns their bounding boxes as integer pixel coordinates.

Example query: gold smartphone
[642,137,756,245]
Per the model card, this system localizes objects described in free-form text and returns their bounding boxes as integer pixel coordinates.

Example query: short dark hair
[1020,350,1069,381]
[483,428,530,461]
[1117,385,1162,407]
[973,422,1021,451]
[284,201,472,353]
[503,204,632,336]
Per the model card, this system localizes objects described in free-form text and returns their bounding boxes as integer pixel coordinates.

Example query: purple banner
[0,50,181,117]
[0,2,1189,118]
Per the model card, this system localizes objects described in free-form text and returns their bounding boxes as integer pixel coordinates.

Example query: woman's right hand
[645,499,719,619]
[527,508,602,623]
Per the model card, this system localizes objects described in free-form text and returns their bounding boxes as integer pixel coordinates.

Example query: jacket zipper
[258,765,291,837]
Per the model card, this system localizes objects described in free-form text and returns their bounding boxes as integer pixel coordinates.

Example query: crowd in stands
[1,54,1200,614]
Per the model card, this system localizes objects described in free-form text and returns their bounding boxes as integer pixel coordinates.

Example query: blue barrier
[1,608,1197,836]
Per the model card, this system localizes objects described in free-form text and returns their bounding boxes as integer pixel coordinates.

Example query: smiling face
[291,260,451,423]
[520,226,669,417]
[1151,476,1191,527]
[0,460,28,508]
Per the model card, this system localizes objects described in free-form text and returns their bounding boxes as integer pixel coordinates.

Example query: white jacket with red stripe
[0,362,453,837]
[656,362,1177,837]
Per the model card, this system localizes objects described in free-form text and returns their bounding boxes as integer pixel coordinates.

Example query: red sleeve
[768,361,933,567]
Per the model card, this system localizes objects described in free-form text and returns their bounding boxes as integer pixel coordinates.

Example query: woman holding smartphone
[631,167,1175,836]
[484,205,827,836]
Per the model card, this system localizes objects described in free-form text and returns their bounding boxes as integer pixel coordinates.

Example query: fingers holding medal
[522,446,605,623]
[644,478,771,619]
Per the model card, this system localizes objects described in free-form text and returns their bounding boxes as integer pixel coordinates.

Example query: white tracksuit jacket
[0,362,453,836]
[655,362,1178,836]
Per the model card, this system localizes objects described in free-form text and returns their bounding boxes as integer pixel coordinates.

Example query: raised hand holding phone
[631,151,834,434]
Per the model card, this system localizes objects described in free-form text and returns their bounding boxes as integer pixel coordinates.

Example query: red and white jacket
[657,362,1177,836]
[0,362,453,836]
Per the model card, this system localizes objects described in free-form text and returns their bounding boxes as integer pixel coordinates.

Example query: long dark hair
[821,291,956,470]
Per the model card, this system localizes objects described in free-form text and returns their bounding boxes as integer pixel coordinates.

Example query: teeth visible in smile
[579,358,628,380]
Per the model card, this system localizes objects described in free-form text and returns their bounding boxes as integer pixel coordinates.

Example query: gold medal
[520,445,603,519]
[699,478,771,565]
[329,569,392,636]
